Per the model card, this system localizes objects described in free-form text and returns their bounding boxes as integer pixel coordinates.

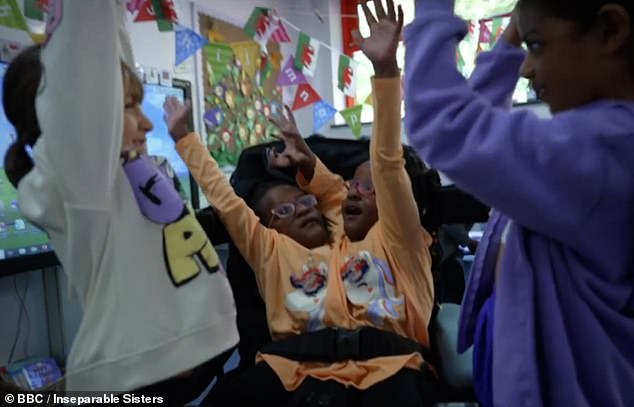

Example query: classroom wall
[0,0,552,366]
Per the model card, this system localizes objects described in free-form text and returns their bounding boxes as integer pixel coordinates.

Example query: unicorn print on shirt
[341,251,404,326]
[285,255,329,331]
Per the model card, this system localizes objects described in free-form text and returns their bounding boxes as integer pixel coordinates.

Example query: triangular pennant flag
[244,7,280,51]
[0,0,29,31]
[205,42,234,81]
[152,0,176,32]
[175,24,208,66]
[292,83,321,111]
[339,105,363,139]
[490,17,504,46]
[363,93,373,107]
[230,41,261,79]
[271,19,291,42]
[134,0,155,22]
[478,20,491,45]
[24,0,44,21]
[294,32,321,77]
[337,54,358,97]
[277,56,307,86]
[313,100,338,133]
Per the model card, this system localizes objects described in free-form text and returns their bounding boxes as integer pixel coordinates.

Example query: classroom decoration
[230,41,261,79]
[277,56,307,86]
[313,100,338,133]
[133,0,177,32]
[243,7,281,51]
[205,42,234,83]
[175,24,208,66]
[292,83,321,111]
[294,32,321,77]
[339,105,364,139]
[0,0,29,31]
[337,54,358,97]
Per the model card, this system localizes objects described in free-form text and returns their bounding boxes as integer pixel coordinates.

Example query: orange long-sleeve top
[176,77,434,390]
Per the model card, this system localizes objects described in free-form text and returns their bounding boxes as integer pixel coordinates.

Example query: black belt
[260,327,431,363]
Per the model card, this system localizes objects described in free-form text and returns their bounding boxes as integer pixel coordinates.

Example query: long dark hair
[3,45,43,188]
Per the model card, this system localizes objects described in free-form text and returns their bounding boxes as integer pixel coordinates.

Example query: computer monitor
[142,78,199,208]
[0,61,59,275]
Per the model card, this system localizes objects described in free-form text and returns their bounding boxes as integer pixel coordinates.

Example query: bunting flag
[0,0,29,31]
[134,0,155,22]
[205,42,234,81]
[24,0,44,21]
[292,83,321,111]
[339,105,363,139]
[490,17,504,46]
[363,93,373,107]
[294,32,320,76]
[277,56,307,87]
[243,7,280,50]
[134,0,176,31]
[152,0,176,32]
[313,100,338,133]
[271,19,291,42]
[230,41,261,79]
[478,20,491,46]
[175,24,208,66]
[337,54,358,97]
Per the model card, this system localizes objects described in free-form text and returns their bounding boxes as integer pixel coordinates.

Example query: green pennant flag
[339,105,363,139]
[24,0,44,21]
[0,0,29,32]
[490,17,504,46]
[205,42,234,81]
[294,32,320,76]
[151,0,173,32]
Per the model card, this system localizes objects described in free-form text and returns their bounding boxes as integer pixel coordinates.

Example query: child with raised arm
[404,0,634,406]
[2,1,237,401]
[165,1,436,404]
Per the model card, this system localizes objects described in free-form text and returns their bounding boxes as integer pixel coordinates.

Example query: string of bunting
[0,1,510,139]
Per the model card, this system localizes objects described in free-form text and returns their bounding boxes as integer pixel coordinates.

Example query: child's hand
[353,0,403,78]
[268,105,316,180]
[163,96,192,142]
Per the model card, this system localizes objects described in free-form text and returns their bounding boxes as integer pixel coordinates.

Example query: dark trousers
[207,362,440,407]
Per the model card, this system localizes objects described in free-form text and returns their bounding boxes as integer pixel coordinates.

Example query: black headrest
[229,135,441,227]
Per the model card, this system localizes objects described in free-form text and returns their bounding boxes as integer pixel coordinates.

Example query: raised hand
[268,105,316,180]
[353,0,403,77]
[502,7,522,47]
[163,96,192,142]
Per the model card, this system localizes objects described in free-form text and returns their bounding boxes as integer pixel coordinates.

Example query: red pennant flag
[292,83,321,111]
[134,0,155,22]
[271,20,291,42]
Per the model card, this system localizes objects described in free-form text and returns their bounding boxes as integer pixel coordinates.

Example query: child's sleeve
[371,77,434,314]
[403,0,603,244]
[468,39,526,109]
[296,158,346,227]
[35,0,127,207]
[176,133,279,276]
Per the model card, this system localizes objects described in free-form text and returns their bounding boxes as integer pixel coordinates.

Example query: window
[335,0,532,125]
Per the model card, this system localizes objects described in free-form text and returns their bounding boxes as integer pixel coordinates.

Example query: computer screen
[142,81,194,203]
[0,61,58,274]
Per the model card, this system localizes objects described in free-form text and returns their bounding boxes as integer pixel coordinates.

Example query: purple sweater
[404,1,634,406]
